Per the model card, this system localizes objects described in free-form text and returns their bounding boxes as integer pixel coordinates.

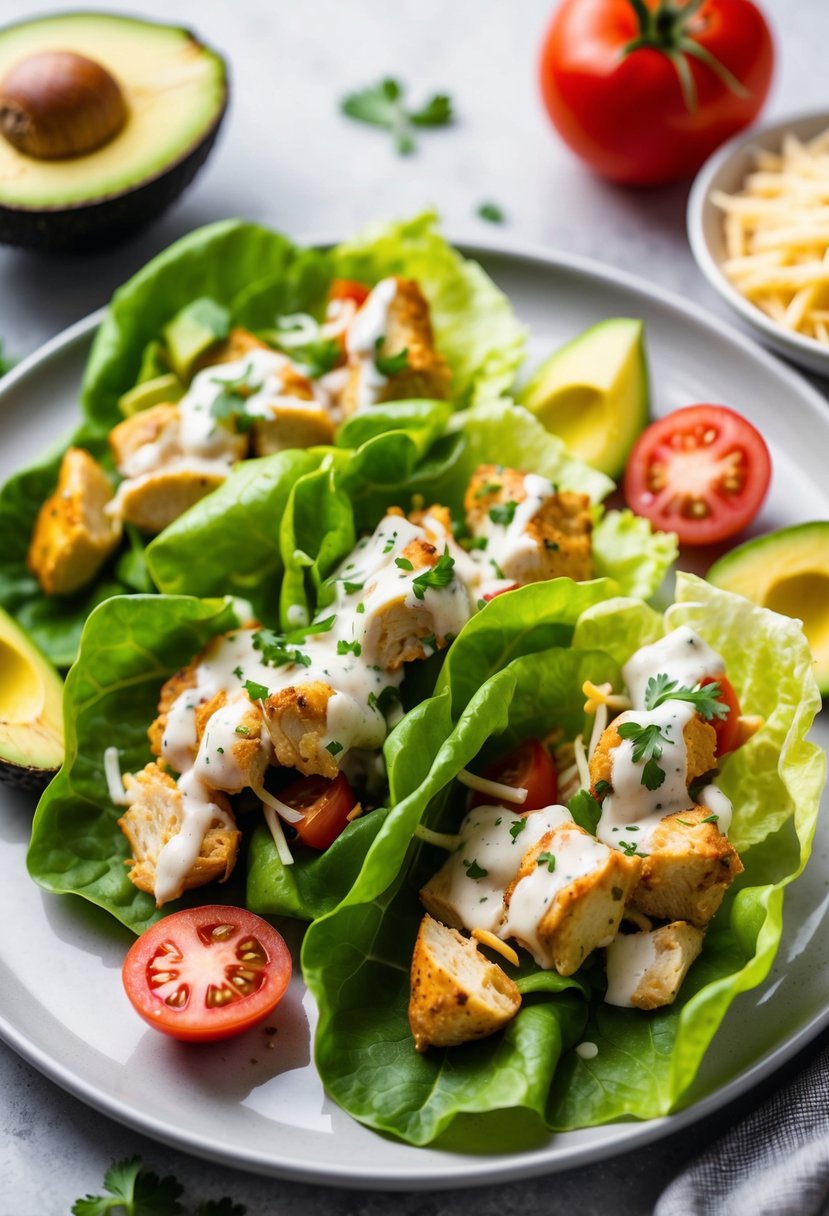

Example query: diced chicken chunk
[465,464,594,583]
[262,679,337,778]
[118,762,240,904]
[27,447,122,595]
[195,326,271,371]
[109,403,182,471]
[148,662,199,760]
[408,915,521,1052]
[605,921,704,1010]
[630,805,743,927]
[342,278,452,415]
[113,467,227,534]
[503,824,642,975]
[589,713,717,794]
[193,691,268,794]
[251,402,335,456]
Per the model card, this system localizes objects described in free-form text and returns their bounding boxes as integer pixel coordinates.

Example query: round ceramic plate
[1,243,828,1190]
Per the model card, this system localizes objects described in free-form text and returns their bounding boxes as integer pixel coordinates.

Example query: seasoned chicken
[629,805,743,927]
[262,680,337,778]
[112,466,227,535]
[342,278,452,415]
[148,662,199,760]
[118,762,240,905]
[109,403,182,471]
[605,920,704,1010]
[589,713,717,795]
[503,824,642,975]
[465,464,593,584]
[27,447,122,595]
[251,402,335,457]
[193,691,268,793]
[408,915,521,1052]
[195,326,271,370]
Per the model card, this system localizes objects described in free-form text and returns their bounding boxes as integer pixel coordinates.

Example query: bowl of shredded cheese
[688,110,829,376]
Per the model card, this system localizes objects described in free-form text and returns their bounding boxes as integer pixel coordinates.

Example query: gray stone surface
[1,0,827,1211]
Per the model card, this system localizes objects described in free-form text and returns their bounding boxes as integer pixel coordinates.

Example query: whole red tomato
[539,0,774,185]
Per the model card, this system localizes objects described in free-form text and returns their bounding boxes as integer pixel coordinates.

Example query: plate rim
[1,236,828,1190]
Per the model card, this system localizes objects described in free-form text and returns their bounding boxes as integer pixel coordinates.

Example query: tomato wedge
[328,278,370,309]
[280,771,357,851]
[122,906,292,1042]
[624,404,771,546]
[471,737,558,811]
[702,675,742,757]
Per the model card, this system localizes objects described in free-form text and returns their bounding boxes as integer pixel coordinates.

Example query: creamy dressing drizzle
[344,278,398,411]
[467,472,556,588]
[622,626,725,707]
[604,931,658,1007]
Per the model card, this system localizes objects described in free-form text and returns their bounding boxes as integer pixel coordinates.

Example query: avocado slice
[118,373,184,417]
[708,522,829,694]
[0,13,227,251]
[0,606,64,791]
[518,318,650,479]
[163,297,231,380]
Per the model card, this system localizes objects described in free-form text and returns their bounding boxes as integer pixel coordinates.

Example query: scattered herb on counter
[71,1156,247,1216]
[477,202,505,224]
[340,77,453,155]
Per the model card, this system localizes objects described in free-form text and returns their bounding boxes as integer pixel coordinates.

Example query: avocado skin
[0,757,57,793]
[0,100,227,252]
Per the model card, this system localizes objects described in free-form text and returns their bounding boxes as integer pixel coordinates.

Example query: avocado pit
[0,49,127,160]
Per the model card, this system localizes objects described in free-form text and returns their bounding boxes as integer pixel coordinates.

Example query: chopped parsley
[568,789,602,835]
[463,858,488,880]
[234,725,250,737]
[617,720,673,791]
[474,482,502,498]
[700,812,720,824]
[233,665,244,680]
[326,740,343,756]
[244,679,270,702]
[209,362,258,433]
[536,851,556,873]
[337,639,362,656]
[618,839,645,857]
[420,633,437,650]
[252,627,314,668]
[382,531,398,554]
[509,819,527,843]
[342,580,364,594]
[395,556,414,571]
[356,602,365,614]
[411,548,455,600]
[644,673,730,720]
[368,685,401,716]
[477,201,505,223]
[543,538,560,551]
[464,536,489,551]
[489,500,518,526]
[340,77,453,155]
[594,779,612,799]
[374,338,410,376]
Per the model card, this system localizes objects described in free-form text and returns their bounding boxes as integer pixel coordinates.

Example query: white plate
[1,243,828,1191]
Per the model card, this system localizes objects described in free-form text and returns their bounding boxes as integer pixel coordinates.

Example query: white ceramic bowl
[687,109,829,377]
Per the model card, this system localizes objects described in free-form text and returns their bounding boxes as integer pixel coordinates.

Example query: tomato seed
[164,984,189,1008]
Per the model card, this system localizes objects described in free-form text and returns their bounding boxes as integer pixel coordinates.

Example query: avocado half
[0,606,64,791]
[0,13,228,251]
[707,521,829,695]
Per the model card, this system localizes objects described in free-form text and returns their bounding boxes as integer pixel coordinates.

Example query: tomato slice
[328,278,370,308]
[122,906,292,1042]
[280,771,357,851]
[471,737,558,811]
[624,404,771,546]
[702,675,742,758]
[482,582,519,602]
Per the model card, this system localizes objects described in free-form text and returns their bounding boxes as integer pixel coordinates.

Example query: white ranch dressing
[622,626,725,707]
[344,278,398,411]
[698,783,734,835]
[604,931,658,1007]
[154,767,234,906]
[468,473,557,585]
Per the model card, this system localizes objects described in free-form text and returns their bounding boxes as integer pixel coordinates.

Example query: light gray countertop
[1,1,827,1211]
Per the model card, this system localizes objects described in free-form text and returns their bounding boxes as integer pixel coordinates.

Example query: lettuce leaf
[332,212,525,407]
[27,594,240,934]
[592,508,678,601]
[302,576,825,1144]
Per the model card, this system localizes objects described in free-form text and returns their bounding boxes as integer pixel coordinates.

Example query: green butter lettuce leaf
[27,594,240,934]
[302,576,825,1144]
[592,508,678,600]
[331,212,526,407]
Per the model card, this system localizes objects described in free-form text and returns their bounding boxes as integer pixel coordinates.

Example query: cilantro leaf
[464,858,488,879]
[374,338,410,376]
[341,77,453,154]
[488,501,518,526]
[244,679,270,702]
[644,673,730,721]
[568,789,602,834]
[411,549,455,600]
[337,639,362,656]
[617,720,673,790]
[509,818,527,843]
[536,851,556,873]
[394,556,414,571]
[252,627,314,668]
[477,202,505,224]
[71,1158,184,1216]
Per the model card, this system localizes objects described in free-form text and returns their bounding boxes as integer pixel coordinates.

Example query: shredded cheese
[104,746,132,807]
[263,804,294,866]
[457,768,528,805]
[250,779,304,824]
[471,928,519,967]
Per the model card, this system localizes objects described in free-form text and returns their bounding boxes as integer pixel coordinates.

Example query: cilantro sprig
[71,1157,246,1216]
[411,548,455,600]
[489,501,518,526]
[644,673,730,721]
[617,720,674,791]
[374,337,410,376]
[209,362,258,433]
[340,77,453,155]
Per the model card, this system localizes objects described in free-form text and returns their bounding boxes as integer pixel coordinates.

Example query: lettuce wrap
[299,573,825,1146]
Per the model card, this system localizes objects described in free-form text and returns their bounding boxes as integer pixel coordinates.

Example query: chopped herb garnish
[235,725,250,737]
[509,819,527,843]
[568,789,602,834]
[594,779,612,798]
[495,817,502,826]
[644,673,730,720]
[477,598,487,610]
[477,201,505,223]
[395,556,414,571]
[337,639,362,656]
[326,740,343,756]
[411,548,455,600]
[217,747,224,754]
[489,500,518,526]
[340,77,453,155]
[676,818,694,827]
[617,720,673,791]
[382,531,398,554]
[342,580,364,594]
[618,839,645,857]
[356,602,365,614]
[464,536,489,551]
[536,851,557,873]
[420,633,437,650]
[244,680,269,702]
[252,628,313,668]
[209,362,258,433]
[464,858,488,880]
[543,538,560,551]
[375,337,410,376]
[700,813,720,824]
[233,665,244,680]
[474,482,502,498]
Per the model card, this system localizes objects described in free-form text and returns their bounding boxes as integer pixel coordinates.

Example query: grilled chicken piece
[342,278,452,415]
[589,713,717,795]
[193,691,268,793]
[148,663,199,760]
[109,403,182,471]
[118,762,240,905]
[262,680,337,778]
[408,915,521,1052]
[629,806,743,928]
[503,824,642,975]
[605,921,705,1010]
[27,447,122,595]
[195,326,271,371]
[465,464,594,585]
[113,467,227,535]
[251,401,335,456]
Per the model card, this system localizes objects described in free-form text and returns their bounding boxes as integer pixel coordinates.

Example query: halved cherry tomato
[328,278,370,309]
[702,674,742,757]
[624,404,771,546]
[122,906,292,1042]
[280,771,357,851]
[482,582,519,602]
[471,737,558,811]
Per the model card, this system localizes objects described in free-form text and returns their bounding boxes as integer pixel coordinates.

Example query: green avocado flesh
[708,522,829,695]
[0,607,64,791]
[163,297,231,379]
[0,13,226,208]
[518,318,650,479]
